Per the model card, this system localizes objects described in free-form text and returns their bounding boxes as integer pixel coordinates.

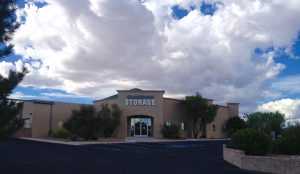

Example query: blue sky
[2,0,300,118]
[172,1,219,19]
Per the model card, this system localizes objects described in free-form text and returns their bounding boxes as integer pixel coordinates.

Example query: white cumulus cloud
[5,0,300,116]
[257,98,300,120]
[271,75,300,95]
[0,60,24,78]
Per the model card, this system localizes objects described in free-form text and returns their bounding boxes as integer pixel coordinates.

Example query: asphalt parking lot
[0,139,263,174]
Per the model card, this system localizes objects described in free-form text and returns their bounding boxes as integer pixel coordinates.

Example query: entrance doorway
[128,116,153,137]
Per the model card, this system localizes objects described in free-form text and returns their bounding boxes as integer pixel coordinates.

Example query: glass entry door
[129,117,152,137]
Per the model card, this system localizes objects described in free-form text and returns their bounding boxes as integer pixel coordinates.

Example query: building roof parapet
[117,88,165,93]
[227,102,240,105]
[9,98,89,106]
[94,94,118,103]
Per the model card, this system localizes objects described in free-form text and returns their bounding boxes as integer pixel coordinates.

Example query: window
[166,121,171,127]
[181,121,185,130]
[58,121,64,128]
[23,113,32,128]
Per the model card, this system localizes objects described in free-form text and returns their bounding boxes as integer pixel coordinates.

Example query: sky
[1,0,300,121]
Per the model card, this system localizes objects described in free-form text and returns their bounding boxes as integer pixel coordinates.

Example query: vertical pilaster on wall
[48,103,54,136]
[207,99,213,105]
[227,103,239,117]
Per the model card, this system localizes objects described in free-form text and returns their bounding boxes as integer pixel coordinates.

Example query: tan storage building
[16,88,239,139]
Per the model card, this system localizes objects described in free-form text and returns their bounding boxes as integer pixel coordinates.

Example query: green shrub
[63,106,98,140]
[273,124,300,155]
[246,112,285,137]
[231,128,272,155]
[161,123,181,139]
[224,117,247,137]
[97,104,121,138]
[64,104,121,140]
[52,128,71,139]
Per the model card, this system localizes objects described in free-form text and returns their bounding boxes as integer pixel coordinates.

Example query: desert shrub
[184,94,217,138]
[64,106,99,140]
[52,128,71,139]
[246,112,285,137]
[97,104,121,138]
[273,124,300,155]
[161,123,181,139]
[64,104,121,140]
[224,117,247,137]
[231,128,272,155]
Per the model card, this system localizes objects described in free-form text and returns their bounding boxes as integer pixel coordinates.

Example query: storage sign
[125,95,155,106]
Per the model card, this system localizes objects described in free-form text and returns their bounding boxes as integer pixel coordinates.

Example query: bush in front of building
[64,104,121,140]
[51,128,71,139]
[273,124,300,155]
[161,123,181,139]
[246,112,285,138]
[97,104,121,138]
[64,106,99,140]
[231,128,272,156]
[224,117,247,137]
[184,93,217,138]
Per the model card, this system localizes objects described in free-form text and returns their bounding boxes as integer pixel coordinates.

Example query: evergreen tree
[0,71,25,139]
[224,116,247,137]
[0,0,25,139]
[0,0,20,58]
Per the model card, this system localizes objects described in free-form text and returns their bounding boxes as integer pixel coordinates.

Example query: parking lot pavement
[0,139,264,174]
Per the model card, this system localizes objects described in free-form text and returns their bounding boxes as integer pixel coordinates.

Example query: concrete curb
[19,137,229,146]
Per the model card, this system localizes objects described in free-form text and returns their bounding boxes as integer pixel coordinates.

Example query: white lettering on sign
[125,96,155,106]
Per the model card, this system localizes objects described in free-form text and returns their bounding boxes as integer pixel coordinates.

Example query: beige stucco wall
[94,96,119,116]
[15,101,35,137]
[50,102,82,131]
[207,106,231,139]
[31,103,52,138]
[162,99,238,139]
[227,103,239,117]
[94,98,118,111]
[19,101,83,138]
[94,90,166,138]
[162,98,188,137]
[163,98,186,124]
[20,101,54,137]
[119,90,164,138]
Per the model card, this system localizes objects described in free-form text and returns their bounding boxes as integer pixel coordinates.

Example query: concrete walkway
[19,137,229,146]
